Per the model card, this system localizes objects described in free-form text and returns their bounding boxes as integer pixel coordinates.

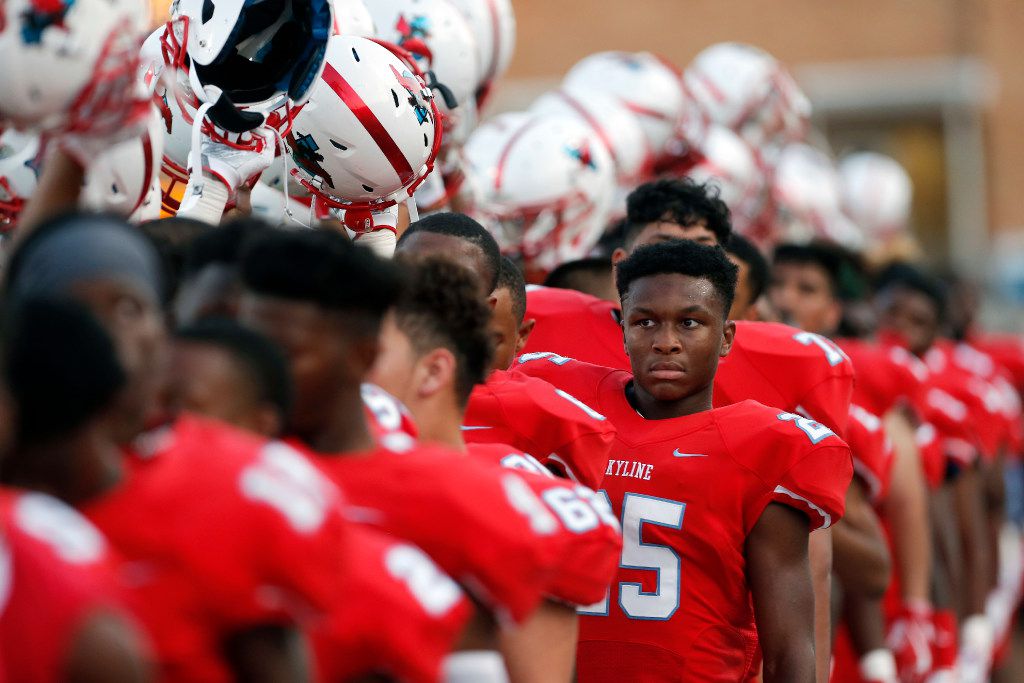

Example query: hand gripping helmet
[771,143,864,251]
[162,0,333,136]
[0,129,44,231]
[0,0,150,135]
[287,34,442,210]
[464,112,616,275]
[81,105,165,221]
[685,125,767,236]
[531,88,651,190]
[370,0,481,134]
[333,0,376,37]
[838,151,913,241]
[563,51,699,168]
[685,42,810,153]
[447,0,516,109]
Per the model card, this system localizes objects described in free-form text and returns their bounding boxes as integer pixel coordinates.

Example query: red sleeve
[846,405,894,504]
[796,373,854,439]
[769,443,852,531]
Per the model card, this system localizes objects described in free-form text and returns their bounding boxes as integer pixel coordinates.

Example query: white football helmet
[447,0,516,109]
[772,143,863,250]
[839,151,913,241]
[563,51,700,168]
[0,0,150,135]
[464,112,616,274]
[287,35,442,210]
[685,42,810,154]
[369,0,481,134]
[0,129,43,231]
[333,0,376,37]
[685,125,767,236]
[531,88,651,189]
[81,105,164,221]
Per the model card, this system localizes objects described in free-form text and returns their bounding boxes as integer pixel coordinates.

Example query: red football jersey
[523,286,629,371]
[714,322,855,437]
[312,525,471,683]
[466,442,623,607]
[838,337,929,418]
[0,490,134,683]
[514,355,852,681]
[297,442,561,626]
[82,413,350,683]
[463,369,617,488]
[846,404,894,504]
[362,382,419,451]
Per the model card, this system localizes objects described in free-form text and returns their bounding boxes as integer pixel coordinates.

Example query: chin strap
[265,124,310,229]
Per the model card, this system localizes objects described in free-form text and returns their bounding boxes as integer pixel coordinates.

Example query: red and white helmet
[333,0,376,37]
[81,105,164,221]
[0,129,43,231]
[686,125,767,236]
[838,151,913,241]
[772,143,863,250]
[370,0,481,130]
[563,51,700,167]
[685,42,810,154]
[447,0,516,109]
[531,88,651,189]
[464,112,616,275]
[287,35,442,210]
[0,0,149,135]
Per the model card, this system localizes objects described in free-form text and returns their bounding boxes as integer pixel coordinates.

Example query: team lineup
[0,0,1022,682]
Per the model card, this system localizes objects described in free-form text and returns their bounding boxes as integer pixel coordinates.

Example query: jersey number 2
[579,493,685,621]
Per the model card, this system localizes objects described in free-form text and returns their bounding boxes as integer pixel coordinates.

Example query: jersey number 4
[579,492,685,621]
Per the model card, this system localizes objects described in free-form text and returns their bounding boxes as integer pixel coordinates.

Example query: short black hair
[724,234,769,303]
[397,212,502,292]
[874,262,947,322]
[616,241,738,316]
[392,256,494,406]
[543,257,613,297]
[3,297,126,448]
[139,217,213,303]
[624,178,732,247]
[240,228,404,327]
[773,241,867,301]
[183,217,273,276]
[176,318,292,424]
[496,256,527,324]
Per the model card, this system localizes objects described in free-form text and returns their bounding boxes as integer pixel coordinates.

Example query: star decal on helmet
[23,145,44,180]
[565,141,597,170]
[20,0,75,45]
[289,131,335,190]
[390,65,432,126]
[395,13,430,43]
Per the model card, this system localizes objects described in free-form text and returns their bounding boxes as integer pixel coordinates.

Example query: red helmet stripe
[320,62,415,187]
[556,91,617,166]
[483,0,502,84]
[494,117,538,192]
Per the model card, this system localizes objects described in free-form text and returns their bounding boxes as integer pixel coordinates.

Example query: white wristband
[859,648,897,683]
[176,174,229,225]
[442,651,509,683]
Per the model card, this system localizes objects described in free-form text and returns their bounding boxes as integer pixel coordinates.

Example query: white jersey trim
[773,485,833,529]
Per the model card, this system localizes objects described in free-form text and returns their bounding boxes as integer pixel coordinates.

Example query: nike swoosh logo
[461,426,493,431]
[672,449,708,458]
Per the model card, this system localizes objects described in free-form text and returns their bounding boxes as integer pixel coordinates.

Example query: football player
[517,240,852,682]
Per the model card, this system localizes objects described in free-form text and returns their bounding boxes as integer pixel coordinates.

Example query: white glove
[957,613,994,683]
[442,651,509,683]
[178,128,276,223]
[858,648,898,683]
[343,204,401,258]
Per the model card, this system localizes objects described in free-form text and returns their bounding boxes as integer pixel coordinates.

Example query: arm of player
[832,480,892,599]
[954,463,992,617]
[499,599,578,683]
[66,611,152,683]
[223,626,310,683]
[12,148,85,246]
[808,529,832,683]
[746,502,816,683]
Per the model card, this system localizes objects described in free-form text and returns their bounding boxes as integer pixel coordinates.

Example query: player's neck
[7,428,124,505]
[413,394,467,452]
[304,386,375,455]
[626,381,714,421]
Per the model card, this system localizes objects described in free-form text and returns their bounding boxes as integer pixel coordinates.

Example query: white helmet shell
[772,143,863,251]
[839,151,913,241]
[333,0,376,37]
[685,125,766,235]
[0,0,149,134]
[685,42,810,152]
[369,0,481,115]
[563,51,688,162]
[464,112,616,274]
[288,35,441,208]
[0,130,43,229]
[447,0,515,99]
[531,87,651,188]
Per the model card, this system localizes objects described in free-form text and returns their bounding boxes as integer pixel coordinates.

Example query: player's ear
[419,348,455,399]
[611,247,627,267]
[487,293,498,310]
[720,320,736,357]
[514,318,536,356]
